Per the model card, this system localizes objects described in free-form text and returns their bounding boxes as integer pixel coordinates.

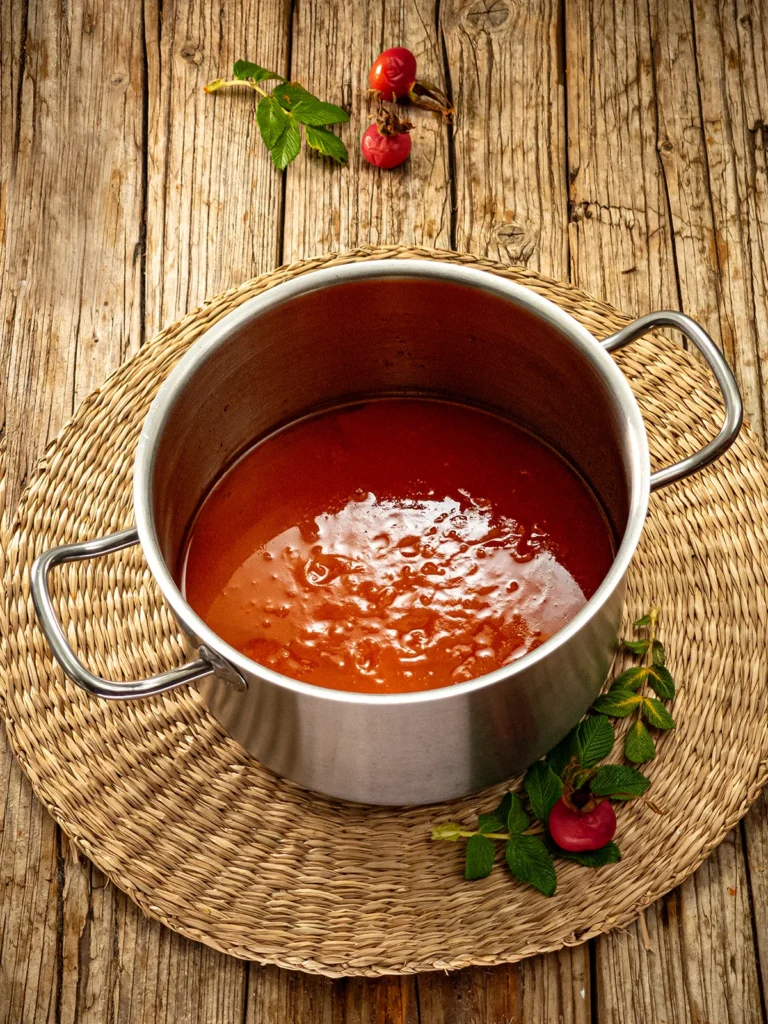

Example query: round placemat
[3,246,768,977]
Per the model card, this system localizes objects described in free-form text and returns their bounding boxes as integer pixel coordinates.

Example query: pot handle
[602,311,743,490]
[31,528,220,700]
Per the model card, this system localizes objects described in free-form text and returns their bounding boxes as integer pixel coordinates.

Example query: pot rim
[134,259,651,706]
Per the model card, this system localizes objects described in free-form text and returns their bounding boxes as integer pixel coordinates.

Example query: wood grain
[417,950,590,1024]
[282,0,451,260]
[143,0,291,337]
[567,1,765,1020]
[1,0,144,1019]
[441,0,569,275]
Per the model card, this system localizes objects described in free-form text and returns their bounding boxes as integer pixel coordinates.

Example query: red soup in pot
[182,398,615,694]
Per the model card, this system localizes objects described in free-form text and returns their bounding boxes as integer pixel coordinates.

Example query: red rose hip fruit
[369,46,418,101]
[548,797,617,852]
[361,122,412,169]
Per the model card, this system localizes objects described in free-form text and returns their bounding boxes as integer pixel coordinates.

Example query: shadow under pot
[31,260,742,805]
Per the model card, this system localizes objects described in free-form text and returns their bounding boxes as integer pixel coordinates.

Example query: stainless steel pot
[31,261,742,805]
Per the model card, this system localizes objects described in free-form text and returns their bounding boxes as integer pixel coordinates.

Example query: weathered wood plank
[686,0,768,438]
[441,0,569,276]
[417,949,590,1024]
[567,1,765,1020]
[53,2,295,1022]
[281,0,451,261]
[143,0,291,337]
[1,1,145,1021]
[0,726,60,1024]
[566,0,679,311]
[1,0,145,512]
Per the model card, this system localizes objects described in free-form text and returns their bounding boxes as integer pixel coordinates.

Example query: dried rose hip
[548,797,617,852]
[361,107,413,169]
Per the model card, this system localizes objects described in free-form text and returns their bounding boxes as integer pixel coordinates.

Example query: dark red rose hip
[548,797,617,852]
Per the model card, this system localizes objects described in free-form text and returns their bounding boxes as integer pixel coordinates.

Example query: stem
[458,823,545,841]
[627,605,660,734]
[204,79,270,98]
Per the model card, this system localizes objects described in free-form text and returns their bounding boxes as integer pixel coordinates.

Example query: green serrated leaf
[620,638,650,655]
[642,697,676,730]
[646,664,675,700]
[634,613,652,627]
[612,666,651,691]
[652,639,666,666]
[506,835,557,896]
[592,688,644,717]
[304,124,349,164]
[524,762,563,823]
[292,97,349,126]
[507,792,530,835]
[590,764,651,800]
[624,720,656,763]
[554,840,622,867]
[465,833,496,880]
[269,117,301,170]
[545,725,580,777]
[233,59,284,84]
[256,95,288,149]
[478,792,512,834]
[431,822,462,841]
[274,82,314,110]
[577,715,615,767]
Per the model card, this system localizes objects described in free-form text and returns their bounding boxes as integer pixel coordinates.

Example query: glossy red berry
[369,47,418,101]
[548,797,617,852]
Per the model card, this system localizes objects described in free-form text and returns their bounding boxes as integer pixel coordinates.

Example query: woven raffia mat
[3,245,768,976]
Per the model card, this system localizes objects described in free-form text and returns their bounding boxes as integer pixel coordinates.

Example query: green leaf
[304,124,349,164]
[256,95,288,149]
[524,762,563,823]
[652,639,666,666]
[577,715,615,767]
[592,688,644,717]
[642,697,676,730]
[269,118,301,170]
[233,59,284,84]
[634,613,652,627]
[431,822,462,842]
[478,792,512,834]
[506,835,557,896]
[274,82,314,110]
[465,833,496,880]
[554,840,622,867]
[507,792,530,835]
[621,638,650,655]
[545,725,580,776]
[646,665,675,700]
[591,764,650,800]
[612,666,651,691]
[624,720,656,763]
[292,97,349,126]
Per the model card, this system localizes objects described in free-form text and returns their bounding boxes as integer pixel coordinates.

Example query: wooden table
[2,0,767,1020]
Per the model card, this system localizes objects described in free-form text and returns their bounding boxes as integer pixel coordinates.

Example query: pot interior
[148,275,633,586]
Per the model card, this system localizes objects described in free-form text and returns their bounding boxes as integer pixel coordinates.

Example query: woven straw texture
[2,245,768,977]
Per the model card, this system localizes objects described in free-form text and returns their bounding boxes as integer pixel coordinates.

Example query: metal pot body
[31,261,743,805]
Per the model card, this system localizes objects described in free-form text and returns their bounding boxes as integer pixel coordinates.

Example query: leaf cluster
[432,608,677,896]
[205,60,349,169]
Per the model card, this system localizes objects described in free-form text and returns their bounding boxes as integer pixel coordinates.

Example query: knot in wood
[494,220,535,263]
[462,0,514,33]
